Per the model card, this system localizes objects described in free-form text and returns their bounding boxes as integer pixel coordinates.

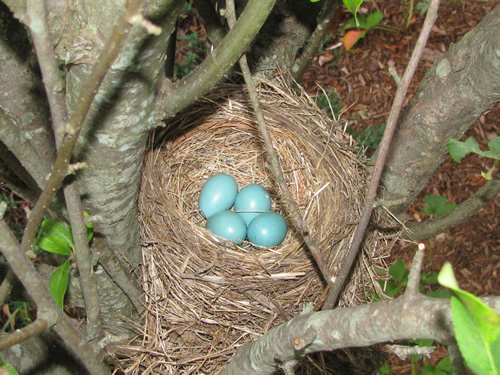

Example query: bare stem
[225,0,331,283]
[20,0,145,256]
[322,0,441,310]
[291,0,341,81]
[405,243,425,296]
[0,318,48,351]
[26,0,106,342]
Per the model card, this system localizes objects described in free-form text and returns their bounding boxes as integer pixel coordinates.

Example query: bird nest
[122,78,394,374]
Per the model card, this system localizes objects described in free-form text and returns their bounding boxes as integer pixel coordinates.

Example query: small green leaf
[483,137,500,160]
[481,164,496,181]
[447,137,482,163]
[0,362,20,375]
[379,363,390,375]
[421,272,439,285]
[382,280,402,297]
[422,195,457,216]
[365,11,383,29]
[389,259,408,285]
[438,263,500,375]
[343,0,364,15]
[426,289,452,299]
[37,220,74,254]
[83,211,94,242]
[40,219,73,245]
[49,259,71,309]
[447,137,500,163]
[38,235,72,255]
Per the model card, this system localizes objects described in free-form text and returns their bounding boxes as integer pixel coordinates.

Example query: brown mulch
[301,0,499,373]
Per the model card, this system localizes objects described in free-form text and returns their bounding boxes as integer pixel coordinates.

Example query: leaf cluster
[35,216,93,308]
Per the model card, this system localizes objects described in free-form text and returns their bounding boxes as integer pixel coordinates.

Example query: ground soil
[301,0,499,373]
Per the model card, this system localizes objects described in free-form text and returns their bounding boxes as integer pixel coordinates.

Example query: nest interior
[132,79,392,374]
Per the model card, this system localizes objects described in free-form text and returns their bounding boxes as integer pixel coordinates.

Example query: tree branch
[20,0,146,266]
[26,0,104,342]
[291,0,341,81]
[379,4,500,216]
[405,243,425,296]
[322,0,441,310]
[223,294,500,374]
[225,0,331,284]
[0,318,48,351]
[407,171,499,240]
[159,0,276,118]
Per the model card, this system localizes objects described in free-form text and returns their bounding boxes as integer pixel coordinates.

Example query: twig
[291,0,341,81]
[20,0,145,256]
[26,0,104,342]
[225,0,331,283]
[0,318,48,351]
[405,243,425,296]
[322,0,441,310]
[407,171,499,240]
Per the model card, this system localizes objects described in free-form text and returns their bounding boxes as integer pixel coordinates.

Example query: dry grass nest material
[125,79,395,374]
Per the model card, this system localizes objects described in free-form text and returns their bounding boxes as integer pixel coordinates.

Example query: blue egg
[247,212,287,248]
[206,211,247,245]
[198,174,238,218]
[234,184,272,226]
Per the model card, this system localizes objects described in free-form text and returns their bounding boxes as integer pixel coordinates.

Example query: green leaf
[0,362,20,375]
[483,137,500,160]
[37,220,74,254]
[481,164,497,181]
[426,289,452,299]
[343,0,364,16]
[382,280,402,297]
[379,363,390,375]
[421,272,438,285]
[438,263,500,375]
[447,137,500,163]
[365,11,383,29]
[447,137,482,163]
[49,259,71,309]
[38,235,72,255]
[83,211,94,242]
[422,195,457,216]
[389,259,408,285]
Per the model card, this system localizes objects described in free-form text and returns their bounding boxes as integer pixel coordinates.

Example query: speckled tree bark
[43,0,184,335]
[380,4,500,217]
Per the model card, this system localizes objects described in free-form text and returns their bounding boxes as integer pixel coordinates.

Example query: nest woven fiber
[132,78,392,374]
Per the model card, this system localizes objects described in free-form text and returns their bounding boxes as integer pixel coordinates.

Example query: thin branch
[0,318,48,351]
[0,202,110,374]
[0,108,51,191]
[0,268,17,307]
[291,0,341,81]
[405,243,425,296]
[19,0,145,268]
[407,171,499,240]
[159,0,277,118]
[225,0,331,283]
[26,0,104,342]
[322,0,441,310]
